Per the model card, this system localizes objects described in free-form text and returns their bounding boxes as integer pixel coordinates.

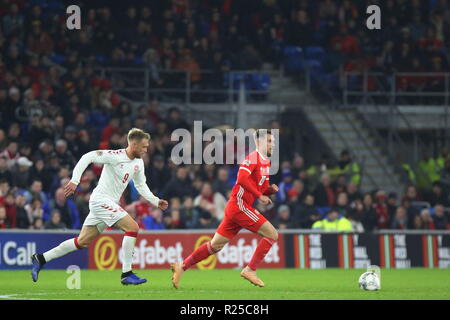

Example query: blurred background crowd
[0,0,449,232]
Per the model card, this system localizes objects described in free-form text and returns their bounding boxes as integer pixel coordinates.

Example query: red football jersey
[230,150,271,206]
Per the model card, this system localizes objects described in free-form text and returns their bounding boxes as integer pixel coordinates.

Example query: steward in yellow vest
[312,209,353,232]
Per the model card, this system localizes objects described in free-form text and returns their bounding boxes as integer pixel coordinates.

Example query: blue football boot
[31,253,45,282]
[121,272,147,285]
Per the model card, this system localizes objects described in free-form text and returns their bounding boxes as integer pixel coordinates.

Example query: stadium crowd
[1,0,448,100]
[0,0,449,232]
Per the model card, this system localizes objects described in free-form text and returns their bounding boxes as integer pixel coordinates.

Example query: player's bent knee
[124,222,139,234]
[211,242,225,252]
[77,237,92,248]
[268,230,278,242]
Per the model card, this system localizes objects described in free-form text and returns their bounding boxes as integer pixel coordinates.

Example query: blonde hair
[127,128,150,143]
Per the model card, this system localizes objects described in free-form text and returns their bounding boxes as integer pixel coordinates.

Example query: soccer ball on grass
[358,271,380,291]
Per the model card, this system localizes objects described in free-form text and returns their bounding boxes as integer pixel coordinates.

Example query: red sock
[183,242,216,270]
[248,237,276,271]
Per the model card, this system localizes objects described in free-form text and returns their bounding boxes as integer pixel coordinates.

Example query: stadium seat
[49,54,66,65]
[304,59,323,71]
[231,73,252,90]
[95,56,107,64]
[316,206,330,218]
[305,46,326,61]
[285,57,304,73]
[251,73,271,91]
[282,45,303,58]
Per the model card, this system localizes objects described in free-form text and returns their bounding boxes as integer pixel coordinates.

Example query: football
[358,272,380,291]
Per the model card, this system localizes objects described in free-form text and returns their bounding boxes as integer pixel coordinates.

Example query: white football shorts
[83,197,128,232]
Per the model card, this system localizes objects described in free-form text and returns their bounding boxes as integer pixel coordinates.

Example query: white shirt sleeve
[70,150,118,185]
[133,162,160,206]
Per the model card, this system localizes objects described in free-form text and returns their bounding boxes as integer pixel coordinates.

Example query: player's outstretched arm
[134,163,168,210]
[65,150,117,197]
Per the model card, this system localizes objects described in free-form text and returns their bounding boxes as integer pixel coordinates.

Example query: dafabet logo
[195,236,217,270]
[93,236,118,270]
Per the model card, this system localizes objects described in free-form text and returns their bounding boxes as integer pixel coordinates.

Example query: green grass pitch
[0,268,449,300]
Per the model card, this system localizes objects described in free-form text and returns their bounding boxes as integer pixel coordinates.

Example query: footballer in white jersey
[31,128,168,285]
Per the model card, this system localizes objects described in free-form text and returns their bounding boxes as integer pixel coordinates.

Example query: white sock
[122,234,137,273]
[43,238,80,263]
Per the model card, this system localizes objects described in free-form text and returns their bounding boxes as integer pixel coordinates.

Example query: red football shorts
[216,199,268,239]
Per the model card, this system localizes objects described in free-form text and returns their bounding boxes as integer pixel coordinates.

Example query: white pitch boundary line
[0,289,237,300]
[0,292,55,300]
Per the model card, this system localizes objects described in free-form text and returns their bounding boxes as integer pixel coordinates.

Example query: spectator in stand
[194,182,226,222]
[347,181,362,203]
[24,196,43,225]
[331,175,347,195]
[164,198,185,229]
[0,130,8,151]
[387,192,398,221]
[416,209,435,230]
[0,205,8,229]
[32,217,44,230]
[162,166,193,200]
[165,107,190,132]
[0,1,447,232]
[147,154,171,195]
[142,208,166,230]
[294,194,321,228]
[404,184,421,202]
[212,166,232,198]
[15,194,30,229]
[180,197,197,229]
[44,210,67,230]
[100,117,121,148]
[426,182,449,206]
[25,179,48,204]
[312,209,353,232]
[29,159,51,192]
[288,10,314,47]
[12,157,34,189]
[391,206,408,229]
[0,157,12,185]
[175,49,201,85]
[277,167,293,203]
[400,197,420,229]
[433,204,448,230]
[361,193,378,232]
[333,192,350,217]
[375,190,390,229]
[314,173,335,207]
[287,179,305,204]
[192,198,219,229]
[55,139,76,168]
[347,198,366,232]
[3,192,17,228]
[50,188,80,229]
[0,141,20,168]
[273,204,297,229]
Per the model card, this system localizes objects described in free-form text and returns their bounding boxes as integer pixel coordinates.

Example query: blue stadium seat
[95,56,106,64]
[305,46,325,61]
[282,45,303,58]
[49,54,66,65]
[231,73,252,90]
[304,59,323,71]
[316,206,330,218]
[285,57,304,72]
[251,73,271,91]
[133,57,144,65]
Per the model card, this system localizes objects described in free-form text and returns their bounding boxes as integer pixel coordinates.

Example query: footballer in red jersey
[171,129,279,288]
